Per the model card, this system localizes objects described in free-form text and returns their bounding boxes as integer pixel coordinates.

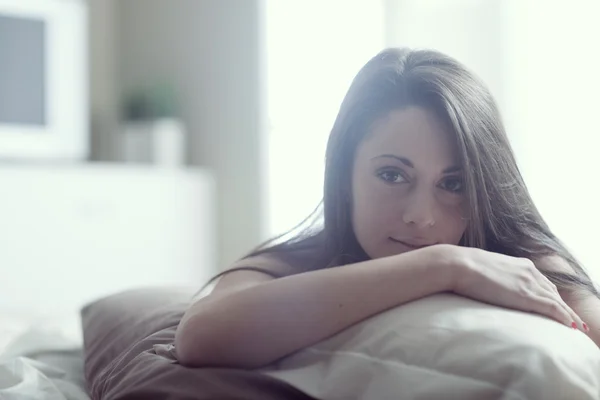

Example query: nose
[401,186,436,228]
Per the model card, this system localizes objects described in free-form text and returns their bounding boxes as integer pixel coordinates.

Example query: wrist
[424,244,467,293]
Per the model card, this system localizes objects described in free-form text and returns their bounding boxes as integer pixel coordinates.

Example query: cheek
[350,176,399,250]
[353,196,397,234]
[351,200,395,259]
[352,178,399,229]
[437,201,468,243]
[351,199,413,262]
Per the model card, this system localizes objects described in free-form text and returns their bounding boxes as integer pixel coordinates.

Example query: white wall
[88,0,267,270]
[87,0,119,161]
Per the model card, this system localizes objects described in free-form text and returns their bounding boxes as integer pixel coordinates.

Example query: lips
[389,237,436,249]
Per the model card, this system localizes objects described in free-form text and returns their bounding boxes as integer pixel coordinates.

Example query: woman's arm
[176,244,582,369]
[175,245,454,369]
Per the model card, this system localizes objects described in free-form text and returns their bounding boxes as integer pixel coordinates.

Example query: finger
[534,270,559,294]
[544,288,587,332]
[527,293,579,330]
[541,277,559,294]
[524,260,556,295]
[532,272,587,332]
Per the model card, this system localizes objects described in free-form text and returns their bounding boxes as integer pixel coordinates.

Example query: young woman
[175,47,600,369]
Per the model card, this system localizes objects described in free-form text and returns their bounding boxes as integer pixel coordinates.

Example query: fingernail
[583,322,589,332]
[571,322,578,329]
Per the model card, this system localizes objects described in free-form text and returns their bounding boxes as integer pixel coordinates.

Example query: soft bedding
[260,293,600,400]
[80,287,600,400]
[81,287,316,400]
[0,313,89,400]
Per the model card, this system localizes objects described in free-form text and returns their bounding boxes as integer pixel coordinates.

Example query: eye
[377,169,407,184]
[439,176,464,193]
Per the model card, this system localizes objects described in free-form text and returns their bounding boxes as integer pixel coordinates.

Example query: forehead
[359,107,459,168]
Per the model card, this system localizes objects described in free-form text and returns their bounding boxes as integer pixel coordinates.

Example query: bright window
[265,0,384,238]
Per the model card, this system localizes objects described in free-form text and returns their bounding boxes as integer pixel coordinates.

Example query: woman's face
[351,106,468,259]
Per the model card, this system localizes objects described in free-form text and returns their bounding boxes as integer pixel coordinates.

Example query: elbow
[174,306,269,369]
[175,312,219,368]
[174,319,198,367]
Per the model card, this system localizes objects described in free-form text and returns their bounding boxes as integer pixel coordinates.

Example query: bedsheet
[0,313,90,400]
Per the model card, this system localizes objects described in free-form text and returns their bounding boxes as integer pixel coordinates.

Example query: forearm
[176,245,456,368]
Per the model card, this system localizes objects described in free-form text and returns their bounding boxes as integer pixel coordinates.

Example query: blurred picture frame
[0,0,88,161]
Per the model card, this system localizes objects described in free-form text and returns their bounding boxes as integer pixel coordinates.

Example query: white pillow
[260,293,600,400]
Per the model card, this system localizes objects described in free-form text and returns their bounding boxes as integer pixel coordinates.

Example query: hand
[441,245,585,331]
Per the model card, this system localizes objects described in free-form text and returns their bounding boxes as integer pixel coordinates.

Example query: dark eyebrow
[372,154,461,174]
[371,154,414,168]
[442,166,462,174]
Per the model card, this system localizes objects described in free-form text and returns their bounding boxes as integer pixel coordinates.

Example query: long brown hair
[202,48,597,296]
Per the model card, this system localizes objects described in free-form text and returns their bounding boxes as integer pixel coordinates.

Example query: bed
[0,312,89,400]
[0,292,314,400]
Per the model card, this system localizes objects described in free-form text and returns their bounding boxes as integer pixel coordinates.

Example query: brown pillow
[81,286,316,400]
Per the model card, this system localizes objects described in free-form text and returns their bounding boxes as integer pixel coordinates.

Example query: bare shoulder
[226,252,298,279]
[201,235,323,300]
[208,253,297,299]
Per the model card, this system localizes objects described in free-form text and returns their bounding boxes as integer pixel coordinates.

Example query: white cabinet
[0,164,215,316]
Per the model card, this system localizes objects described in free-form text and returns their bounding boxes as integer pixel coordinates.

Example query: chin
[367,247,410,260]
